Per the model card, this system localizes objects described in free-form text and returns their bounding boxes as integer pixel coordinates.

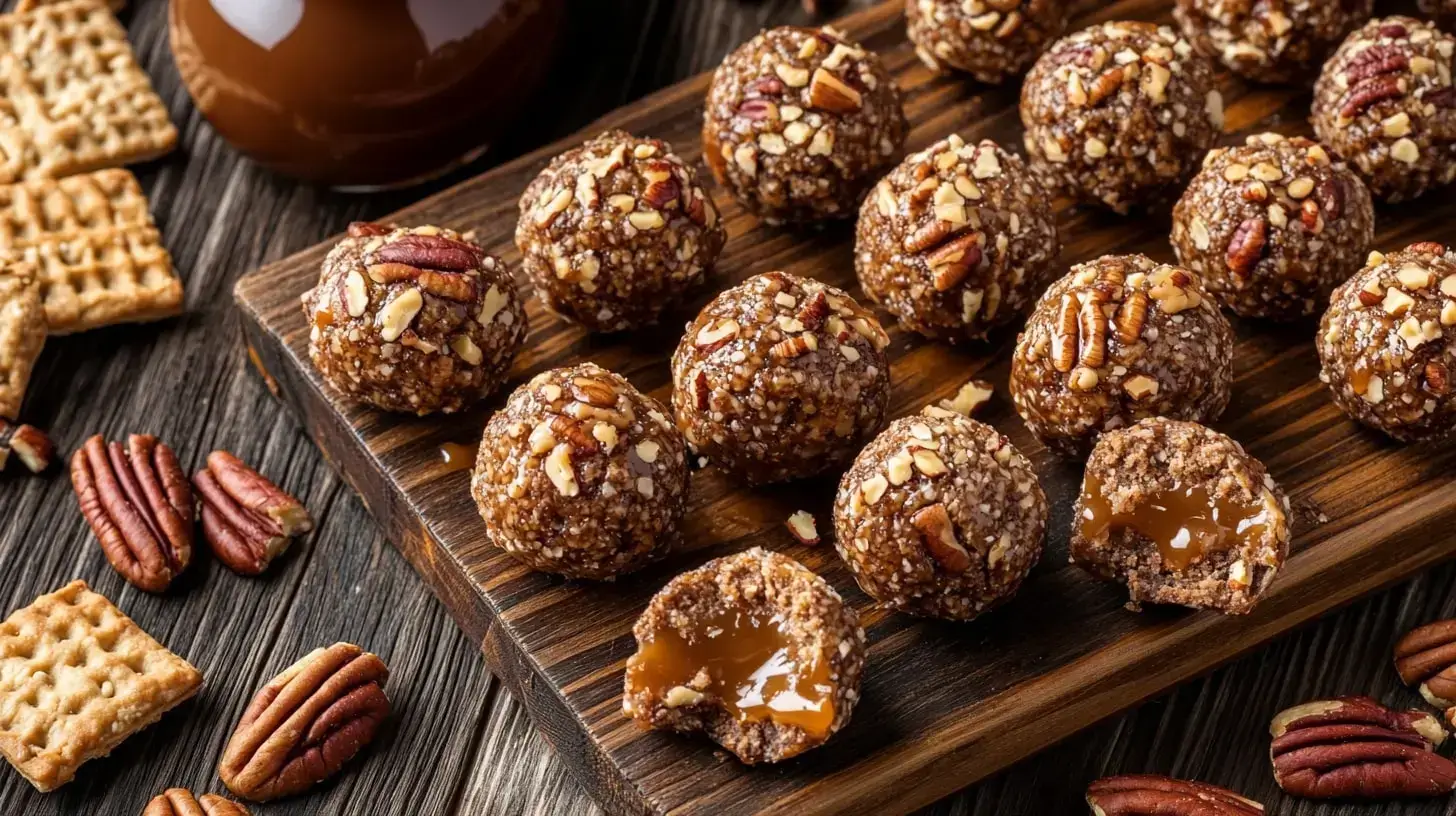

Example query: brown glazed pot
[170,0,562,188]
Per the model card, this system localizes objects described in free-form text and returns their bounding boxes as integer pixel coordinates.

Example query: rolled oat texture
[855,134,1061,342]
[515,130,726,332]
[702,25,907,223]
[1010,254,1234,457]
[907,0,1070,85]
[1171,132,1376,320]
[470,363,689,579]
[622,547,865,764]
[300,224,526,415]
[1071,417,1291,615]
[1318,242,1456,442]
[1020,20,1223,214]
[670,270,892,485]
[833,413,1047,621]
[1174,0,1373,82]
[1311,16,1456,203]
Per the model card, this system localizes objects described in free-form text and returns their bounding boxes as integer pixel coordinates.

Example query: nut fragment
[936,379,993,417]
[911,503,969,574]
[785,510,820,545]
[1084,774,1263,816]
[0,420,52,474]
[142,789,250,816]
[808,67,863,113]
[219,643,390,802]
[1269,695,1456,799]
[193,451,314,577]
[70,434,193,592]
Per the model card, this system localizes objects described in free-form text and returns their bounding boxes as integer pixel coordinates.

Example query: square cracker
[0,265,45,419]
[0,1,175,182]
[0,168,181,334]
[0,580,201,792]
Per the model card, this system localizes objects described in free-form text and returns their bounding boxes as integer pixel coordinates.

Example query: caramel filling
[628,607,835,738]
[1079,474,1271,572]
[438,442,475,474]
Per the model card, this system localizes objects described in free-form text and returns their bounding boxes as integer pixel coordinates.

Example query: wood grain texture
[234,1,1456,815]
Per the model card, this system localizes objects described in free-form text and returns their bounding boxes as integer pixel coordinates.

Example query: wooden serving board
[235,0,1456,813]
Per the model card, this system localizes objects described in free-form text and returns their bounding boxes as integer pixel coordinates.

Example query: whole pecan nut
[1225,218,1268,279]
[1085,774,1264,815]
[1269,695,1456,799]
[219,643,390,802]
[70,434,193,592]
[368,233,483,272]
[193,451,312,576]
[1395,619,1456,715]
[142,788,250,816]
[0,419,53,474]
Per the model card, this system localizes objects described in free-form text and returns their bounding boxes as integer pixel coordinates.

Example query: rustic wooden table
[3,0,1456,814]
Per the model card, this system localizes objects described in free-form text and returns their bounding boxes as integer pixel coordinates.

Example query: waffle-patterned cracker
[0,264,44,419]
[0,168,181,333]
[0,1,175,182]
[0,579,201,792]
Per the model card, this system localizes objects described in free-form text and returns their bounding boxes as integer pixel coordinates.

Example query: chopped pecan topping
[911,503,969,574]
[1226,218,1268,279]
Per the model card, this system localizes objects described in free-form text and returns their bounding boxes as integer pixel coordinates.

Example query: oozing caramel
[1079,473,1271,572]
[438,442,475,474]
[628,607,835,738]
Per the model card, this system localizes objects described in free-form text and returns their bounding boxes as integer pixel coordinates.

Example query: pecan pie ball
[833,412,1047,620]
[670,271,891,485]
[1173,0,1373,83]
[702,26,908,224]
[1071,418,1291,615]
[301,223,526,415]
[1318,242,1456,442]
[1312,16,1456,203]
[622,547,865,764]
[1010,255,1235,457]
[516,130,726,332]
[1021,21,1224,214]
[907,0,1070,85]
[1171,133,1376,320]
[470,363,689,579]
[855,134,1061,342]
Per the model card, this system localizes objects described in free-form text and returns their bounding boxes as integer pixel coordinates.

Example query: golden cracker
[15,1,125,12]
[0,580,202,792]
[0,264,45,419]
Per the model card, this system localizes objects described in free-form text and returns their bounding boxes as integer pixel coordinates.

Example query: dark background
[2,0,1456,813]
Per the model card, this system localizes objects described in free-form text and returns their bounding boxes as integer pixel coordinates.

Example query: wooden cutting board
[234,0,1456,813]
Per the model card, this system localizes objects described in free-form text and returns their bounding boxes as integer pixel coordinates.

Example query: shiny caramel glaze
[1079,472,1272,572]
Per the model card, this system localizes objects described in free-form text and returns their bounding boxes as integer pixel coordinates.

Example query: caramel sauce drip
[628,607,835,738]
[1079,473,1271,572]
[438,442,475,474]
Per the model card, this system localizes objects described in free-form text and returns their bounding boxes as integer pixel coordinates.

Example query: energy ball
[1010,255,1235,457]
[1021,21,1224,214]
[1072,418,1291,614]
[470,363,688,579]
[1172,133,1376,320]
[301,223,526,415]
[623,547,865,764]
[855,134,1061,342]
[1317,242,1456,442]
[1312,16,1456,203]
[1173,0,1373,83]
[907,0,1071,85]
[833,412,1047,620]
[702,26,907,224]
[516,130,726,332]
[670,271,891,485]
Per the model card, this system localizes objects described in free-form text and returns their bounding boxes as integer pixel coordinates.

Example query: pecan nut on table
[193,450,314,576]
[142,788,250,816]
[1085,774,1263,815]
[1396,619,1456,725]
[1269,695,1456,799]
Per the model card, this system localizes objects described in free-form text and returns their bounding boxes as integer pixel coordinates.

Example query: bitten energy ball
[1172,133,1376,320]
[470,363,688,579]
[703,26,907,223]
[833,412,1047,620]
[1072,418,1291,614]
[1318,242,1456,442]
[301,223,526,415]
[516,130,726,332]
[670,271,891,485]
[855,134,1061,342]
[1312,16,1456,203]
[623,547,865,764]
[907,0,1070,85]
[1174,0,1373,83]
[1021,21,1224,214]
[1010,255,1234,457]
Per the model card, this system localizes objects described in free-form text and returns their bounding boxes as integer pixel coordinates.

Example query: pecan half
[193,451,313,577]
[0,420,53,473]
[219,643,390,802]
[1317,179,1345,221]
[143,788,250,816]
[70,434,193,592]
[1426,361,1451,395]
[1269,695,1456,799]
[926,233,983,292]
[1396,620,1456,713]
[1342,76,1405,118]
[369,233,482,272]
[1226,218,1268,279]
[797,290,830,331]
[1086,67,1126,107]
[1345,45,1410,84]
[1085,774,1264,815]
